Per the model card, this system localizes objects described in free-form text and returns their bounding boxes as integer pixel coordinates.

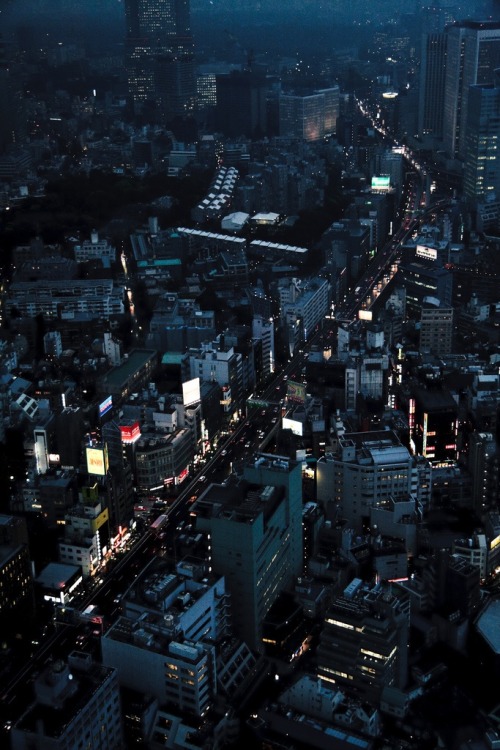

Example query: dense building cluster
[3,1,500,749]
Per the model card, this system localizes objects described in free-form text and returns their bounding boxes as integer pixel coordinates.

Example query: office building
[316,430,424,534]
[316,578,410,704]
[474,598,500,682]
[344,351,390,406]
[101,563,254,717]
[409,387,458,466]
[147,293,216,354]
[5,279,125,320]
[418,32,447,141]
[28,469,79,528]
[134,428,192,492]
[443,20,500,160]
[252,315,275,377]
[11,653,123,750]
[73,230,116,266]
[280,276,331,351]
[0,515,35,642]
[124,0,196,121]
[279,88,339,142]
[183,337,243,418]
[96,349,158,402]
[468,431,500,516]
[463,79,500,201]
[54,407,85,470]
[192,454,303,650]
[398,260,453,316]
[419,297,454,356]
[215,70,269,138]
[453,532,488,580]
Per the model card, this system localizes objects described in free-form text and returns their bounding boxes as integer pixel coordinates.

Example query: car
[199,475,207,483]
[221,449,227,456]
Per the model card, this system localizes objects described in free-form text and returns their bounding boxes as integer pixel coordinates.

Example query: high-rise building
[192,454,303,650]
[252,315,275,377]
[215,70,269,138]
[124,0,196,121]
[418,32,447,141]
[468,431,500,516]
[443,20,500,160]
[463,79,500,201]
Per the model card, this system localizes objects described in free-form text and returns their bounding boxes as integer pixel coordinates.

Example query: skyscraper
[443,20,500,160]
[124,0,197,122]
[215,70,269,138]
[418,32,447,141]
[463,79,500,201]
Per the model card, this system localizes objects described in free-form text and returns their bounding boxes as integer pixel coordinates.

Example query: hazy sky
[2,0,499,56]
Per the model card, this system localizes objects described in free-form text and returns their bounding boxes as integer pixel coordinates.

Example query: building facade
[192,454,303,650]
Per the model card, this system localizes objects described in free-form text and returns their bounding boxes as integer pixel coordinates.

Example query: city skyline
[2,0,500,748]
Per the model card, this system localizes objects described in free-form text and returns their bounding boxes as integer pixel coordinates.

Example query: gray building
[192,454,303,650]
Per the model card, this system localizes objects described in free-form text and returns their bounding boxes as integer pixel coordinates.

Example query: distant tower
[124,0,197,122]
[0,37,26,154]
[443,20,500,160]
[418,32,447,141]
[215,70,269,138]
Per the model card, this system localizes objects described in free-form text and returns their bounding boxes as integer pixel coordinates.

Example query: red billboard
[119,421,141,444]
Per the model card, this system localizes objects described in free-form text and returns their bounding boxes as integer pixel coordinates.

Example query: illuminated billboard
[99,395,113,418]
[416,244,438,261]
[182,377,201,407]
[287,380,306,403]
[282,417,304,436]
[86,446,109,476]
[371,175,391,190]
[119,421,141,444]
[359,310,373,321]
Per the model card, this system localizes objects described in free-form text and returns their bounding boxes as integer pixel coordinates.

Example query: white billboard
[282,417,304,436]
[359,310,373,321]
[416,244,438,261]
[182,377,201,407]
